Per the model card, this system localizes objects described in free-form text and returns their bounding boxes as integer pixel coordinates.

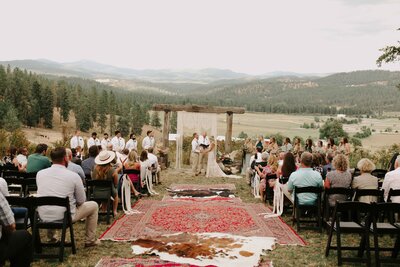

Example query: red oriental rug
[100,198,305,246]
[95,257,272,267]
[168,184,236,191]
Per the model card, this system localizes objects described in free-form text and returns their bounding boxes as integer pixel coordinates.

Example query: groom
[197,131,210,175]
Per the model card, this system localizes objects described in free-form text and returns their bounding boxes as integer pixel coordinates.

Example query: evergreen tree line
[0,65,156,135]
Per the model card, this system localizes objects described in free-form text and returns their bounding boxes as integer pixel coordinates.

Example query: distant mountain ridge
[0,59,329,83]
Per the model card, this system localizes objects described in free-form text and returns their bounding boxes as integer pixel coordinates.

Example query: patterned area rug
[167,184,236,191]
[95,257,272,267]
[100,198,305,246]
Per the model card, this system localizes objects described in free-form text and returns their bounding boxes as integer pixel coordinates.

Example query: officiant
[197,131,210,175]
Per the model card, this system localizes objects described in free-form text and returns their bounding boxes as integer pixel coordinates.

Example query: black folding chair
[293,186,323,232]
[370,202,400,266]
[387,188,400,203]
[86,180,113,224]
[371,169,387,179]
[32,196,76,262]
[123,169,141,192]
[352,168,361,179]
[354,189,384,203]
[325,201,372,266]
[264,174,277,204]
[6,196,31,230]
[323,188,353,224]
[4,177,25,196]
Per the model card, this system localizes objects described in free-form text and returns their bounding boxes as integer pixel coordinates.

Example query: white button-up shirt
[142,136,155,150]
[382,167,400,203]
[198,135,210,147]
[101,138,111,150]
[148,152,158,169]
[125,139,138,152]
[36,164,86,221]
[87,137,101,148]
[191,138,200,153]
[70,135,84,149]
[111,136,125,152]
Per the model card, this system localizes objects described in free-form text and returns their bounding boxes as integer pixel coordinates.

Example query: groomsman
[125,134,138,152]
[197,131,210,175]
[101,133,111,150]
[111,130,125,152]
[191,133,200,175]
[142,130,155,150]
[70,130,84,149]
[87,132,101,148]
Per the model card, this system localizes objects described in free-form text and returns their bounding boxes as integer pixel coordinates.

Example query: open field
[22,111,400,153]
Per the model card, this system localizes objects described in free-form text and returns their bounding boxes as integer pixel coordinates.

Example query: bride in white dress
[205,138,242,179]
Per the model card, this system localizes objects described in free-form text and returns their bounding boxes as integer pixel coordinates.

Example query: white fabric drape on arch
[176,111,218,169]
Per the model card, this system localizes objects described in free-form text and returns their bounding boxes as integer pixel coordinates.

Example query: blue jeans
[11,207,28,219]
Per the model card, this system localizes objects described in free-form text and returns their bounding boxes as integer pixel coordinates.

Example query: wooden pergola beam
[152,104,245,114]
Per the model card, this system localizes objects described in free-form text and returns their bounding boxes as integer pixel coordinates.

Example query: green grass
[31,168,394,266]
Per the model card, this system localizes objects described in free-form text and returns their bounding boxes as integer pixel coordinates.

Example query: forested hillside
[0,64,399,134]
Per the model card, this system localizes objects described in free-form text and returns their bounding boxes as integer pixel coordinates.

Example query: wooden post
[225,112,233,153]
[162,110,170,166]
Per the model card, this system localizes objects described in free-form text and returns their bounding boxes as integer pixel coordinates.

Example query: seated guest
[352,158,378,203]
[281,137,293,153]
[70,148,82,166]
[3,147,19,171]
[81,145,99,177]
[277,152,297,181]
[0,192,33,267]
[0,178,27,219]
[323,152,335,177]
[382,155,400,203]
[66,149,85,184]
[124,150,141,183]
[16,147,28,172]
[312,153,324,176]
[147,147,161,184]
[246,147,264,185]
[36,147,100,247]
[324,154,352,206]
[283,152,323,205]
[256,154,278,200]
[26,144,51,173]
[92,151,120,217]
[116,149,129,166]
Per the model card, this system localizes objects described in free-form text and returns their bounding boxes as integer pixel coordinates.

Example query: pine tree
[3,106,21,131]
[0,65,7,97]
[58,82,71,122]
[108,91,116,133]
[98,90,108,132]
[150,111,161,128]
[117,115,130,137]
[89,87,98,123]
[41,86,54,129]
[169,111,177,133]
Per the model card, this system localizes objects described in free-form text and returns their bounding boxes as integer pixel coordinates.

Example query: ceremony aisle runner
[100,198,305,246]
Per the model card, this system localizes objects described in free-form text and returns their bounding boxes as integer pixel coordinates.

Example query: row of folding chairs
[3,170,38,197]
[6,195,75,262]
[292,187,400,232]
[325,201,400,266]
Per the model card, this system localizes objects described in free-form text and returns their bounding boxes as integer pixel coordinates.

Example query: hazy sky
[1,0,399,74]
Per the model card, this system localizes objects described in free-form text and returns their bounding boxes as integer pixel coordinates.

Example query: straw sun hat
[95,151,116,165]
